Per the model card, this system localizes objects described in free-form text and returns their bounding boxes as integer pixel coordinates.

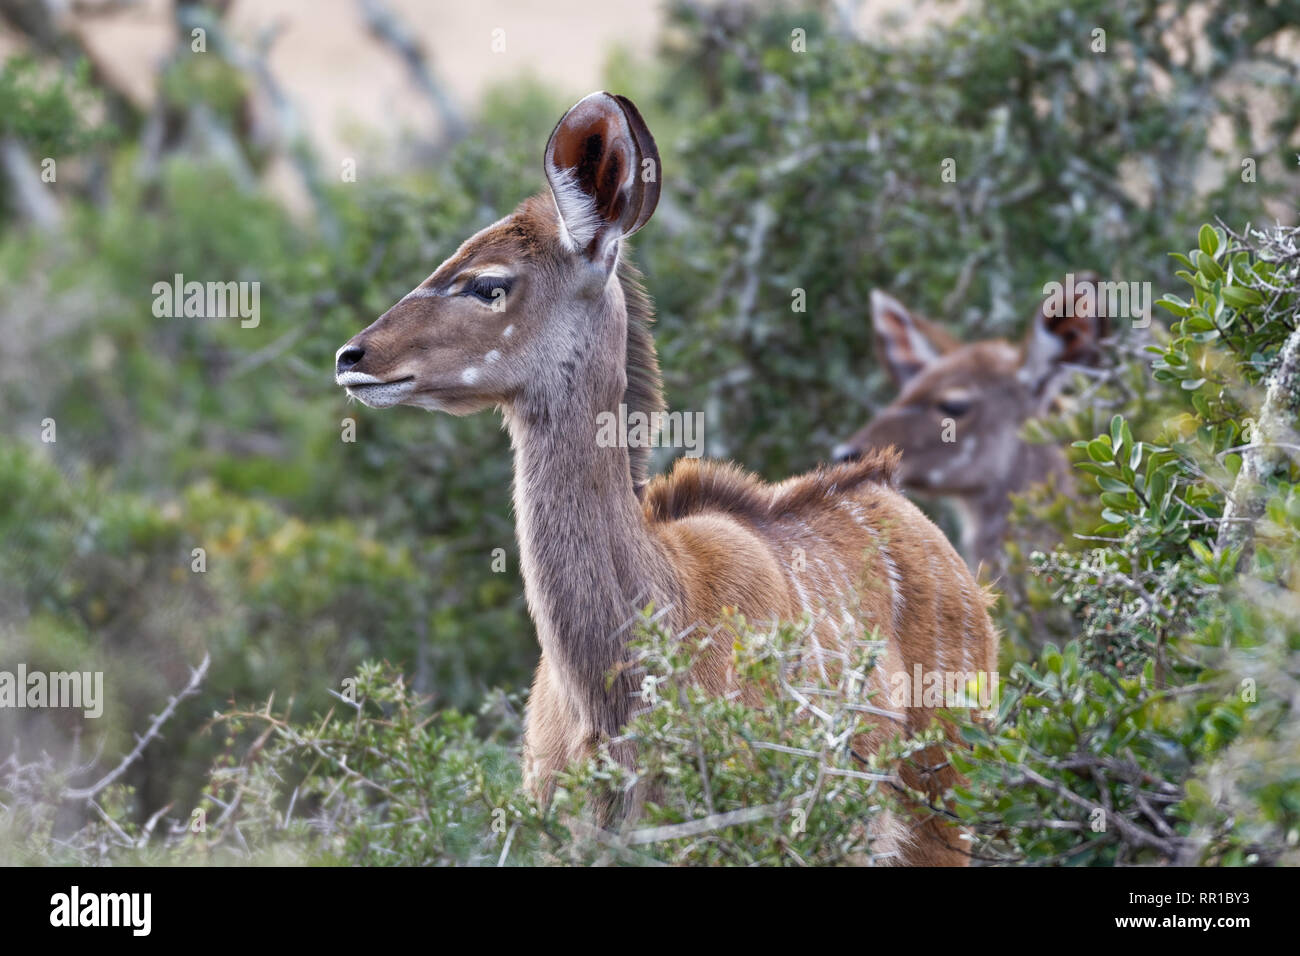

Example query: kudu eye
[461,275,512,304]
[936,396,973,417]
[831,443,862,463]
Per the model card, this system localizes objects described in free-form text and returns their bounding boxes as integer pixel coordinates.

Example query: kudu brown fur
[833,279,1109,577]
[335,92,996,865]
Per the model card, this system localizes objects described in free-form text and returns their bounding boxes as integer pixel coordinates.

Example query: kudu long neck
[504,274,680,735]
[959,438,1069,574]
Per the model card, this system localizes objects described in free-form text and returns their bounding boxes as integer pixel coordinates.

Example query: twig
[621,802,786,845]
[357,0,466,141]
[63,653,211,800]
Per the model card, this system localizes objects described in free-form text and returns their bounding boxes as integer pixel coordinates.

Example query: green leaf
[1087,439,1113,463]
[1222,285,1264,308]
[1156,295,1191,317]
[1159,295,1190,317]
[1195,250,1224,281]
[1076,462,1117,479]
[1198,223,1219,257]
[1101,491,1132,509]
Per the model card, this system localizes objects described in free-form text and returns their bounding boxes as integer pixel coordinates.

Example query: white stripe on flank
[781,517,816,620]
[808,555,835,684]
[789,564,811,620]
[867,527,903,635]
[839,498,872,531]
[837,499,901,633]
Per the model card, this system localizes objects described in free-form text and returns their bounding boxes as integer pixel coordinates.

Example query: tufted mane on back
[642,447,899,525]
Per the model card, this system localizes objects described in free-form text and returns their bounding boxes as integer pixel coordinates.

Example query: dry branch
[62,652,211,800]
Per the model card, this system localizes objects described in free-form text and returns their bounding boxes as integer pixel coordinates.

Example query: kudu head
[832,275,1108,568]
[334,92,660,422]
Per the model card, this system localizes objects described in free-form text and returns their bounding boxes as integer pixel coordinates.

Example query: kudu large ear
[1021,271,1111,399]
[544,92,661,266]
[871,290,958,388]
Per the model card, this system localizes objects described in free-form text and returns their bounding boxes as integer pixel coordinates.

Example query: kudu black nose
[336,345,365,373]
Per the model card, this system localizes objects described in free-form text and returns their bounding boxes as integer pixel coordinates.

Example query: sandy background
[6,0,661,157]
[0,1,953,157]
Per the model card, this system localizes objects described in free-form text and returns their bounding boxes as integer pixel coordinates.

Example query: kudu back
[833,279,1109,577]
[335,92,996,865]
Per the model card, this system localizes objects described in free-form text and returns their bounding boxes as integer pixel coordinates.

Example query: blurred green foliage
[0,54,104,156]
[642,0,1291,476]
[0,0,1296,864]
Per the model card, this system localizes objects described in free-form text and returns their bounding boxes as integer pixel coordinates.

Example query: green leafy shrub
[545,613,940,866]
[3,618,948,867]
[954,221,1300,865]
[2,0,1298,866]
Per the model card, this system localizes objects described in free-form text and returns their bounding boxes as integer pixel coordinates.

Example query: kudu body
[833,280,1108,577]
[336,92,995,865]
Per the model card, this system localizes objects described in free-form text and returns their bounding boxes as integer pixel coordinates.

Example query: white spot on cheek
[485,350,500,364]
[502,325,514,338]
[461,367,480,385]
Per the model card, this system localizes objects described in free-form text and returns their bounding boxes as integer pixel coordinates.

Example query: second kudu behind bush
[834,277,1111,578]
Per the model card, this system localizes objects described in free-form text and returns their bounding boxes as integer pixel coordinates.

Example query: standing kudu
[832,279,1110,578]
[335,92,995,865]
